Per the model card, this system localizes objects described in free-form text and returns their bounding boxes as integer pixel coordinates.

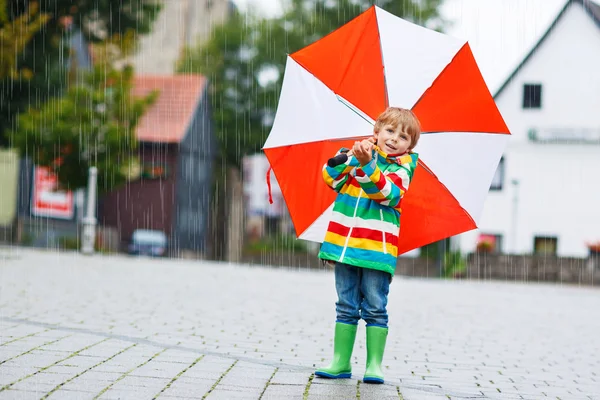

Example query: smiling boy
[316,107,421,384]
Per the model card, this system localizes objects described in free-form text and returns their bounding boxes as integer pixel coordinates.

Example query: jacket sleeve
[354,157,415,207]
[322,148,360,193]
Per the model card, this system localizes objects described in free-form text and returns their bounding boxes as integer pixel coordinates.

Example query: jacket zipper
[380,209,387,254]
[340,188,362,262]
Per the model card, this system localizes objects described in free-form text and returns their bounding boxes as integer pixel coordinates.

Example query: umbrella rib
[332,9,383,125]
[335,95,375,126]
[374,8,390,108]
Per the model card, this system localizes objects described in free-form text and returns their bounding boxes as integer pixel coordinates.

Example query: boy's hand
[353,139,373,166]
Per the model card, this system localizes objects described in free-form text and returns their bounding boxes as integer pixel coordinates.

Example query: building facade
[457,0,600,257]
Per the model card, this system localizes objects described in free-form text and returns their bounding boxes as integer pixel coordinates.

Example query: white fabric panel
[263,57,374,149]
[336,95,375,125]
[299,203,333,242]
[375,7,466,109]
[331,210,399,235]
[413,132,509,223]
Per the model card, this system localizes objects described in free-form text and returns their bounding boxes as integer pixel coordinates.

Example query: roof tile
[132,75,206,143]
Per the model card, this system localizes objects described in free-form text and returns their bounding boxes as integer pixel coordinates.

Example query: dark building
[99,75,216,255]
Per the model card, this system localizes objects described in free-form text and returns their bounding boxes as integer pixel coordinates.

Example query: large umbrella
[263,6,510,254]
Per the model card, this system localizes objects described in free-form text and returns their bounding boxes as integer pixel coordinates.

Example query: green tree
[0,0,50,80]
[178,0,444,168]
[9,63,158,193]
[0,0,161,145]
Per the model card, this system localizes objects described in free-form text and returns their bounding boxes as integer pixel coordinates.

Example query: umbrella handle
[327,152,350,168]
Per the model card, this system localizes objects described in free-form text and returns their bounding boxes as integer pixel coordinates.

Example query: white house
[457,0,600,258]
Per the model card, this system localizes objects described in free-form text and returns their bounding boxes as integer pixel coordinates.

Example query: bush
[58,236,80,250]
[244,234,307,254]
[476,240,493,253]
[443,250,467,278]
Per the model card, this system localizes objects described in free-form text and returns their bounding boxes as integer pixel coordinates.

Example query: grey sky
[231,0,593,93]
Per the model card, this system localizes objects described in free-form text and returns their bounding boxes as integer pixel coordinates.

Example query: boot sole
[363,376,384,384]
[315,371,352,379]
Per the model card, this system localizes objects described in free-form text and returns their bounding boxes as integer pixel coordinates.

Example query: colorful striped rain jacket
[318,147,418,275]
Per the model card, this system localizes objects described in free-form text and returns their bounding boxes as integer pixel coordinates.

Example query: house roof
[494,0,600,98]
[132,75,207,143]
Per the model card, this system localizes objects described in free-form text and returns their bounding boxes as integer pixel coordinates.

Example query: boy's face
[374,124,412,156]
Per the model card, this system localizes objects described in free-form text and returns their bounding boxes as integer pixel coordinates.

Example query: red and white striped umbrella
[263,6,510,255]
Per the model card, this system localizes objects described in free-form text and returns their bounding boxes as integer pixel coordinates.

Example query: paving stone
[0,346,27,361]
[156,350,202,363]
[41,336,104,352]
[161,397,205,400]
[97,386,162,399]
[170,376,219,387]
[112,375,170,390]
[181,361,234,380]
[10,372,74,392]
[218,365,274,389]
[0,367,39,386]
[308,382,357,397]
[59,374,123,394]
[270,370,311,385]
[90,354,152,372]
[159,381,213,398]
[0,389,48,400]
[45,389,97,400]
[1,336,65,353]
[358,383,401,400]
[34,331,72,339]
[129,361,187,379]
[119,345,166,357]
[4,351,66,369]
[311,378,358,386]
[204,389,261,399]
[400,388,461,400]
[77,341,133,358]
[261,384,305,399]
[56,356,106,371]
[160,397,205,400]
[43,365,87,376]
[0,326,45,338]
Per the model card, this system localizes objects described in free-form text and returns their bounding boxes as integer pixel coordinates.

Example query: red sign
[31,166,74,219]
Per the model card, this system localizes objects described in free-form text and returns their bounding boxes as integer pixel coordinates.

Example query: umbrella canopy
[263,6,510,255]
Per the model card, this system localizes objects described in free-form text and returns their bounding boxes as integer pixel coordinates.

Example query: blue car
[128,229,167,257]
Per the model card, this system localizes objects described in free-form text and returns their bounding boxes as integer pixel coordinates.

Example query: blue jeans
[334,262,391,328]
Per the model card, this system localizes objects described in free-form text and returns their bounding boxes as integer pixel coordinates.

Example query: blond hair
[373,107,421,150]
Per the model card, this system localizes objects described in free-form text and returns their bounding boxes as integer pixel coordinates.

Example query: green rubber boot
[363,326,388,384]
[315,323,357,379]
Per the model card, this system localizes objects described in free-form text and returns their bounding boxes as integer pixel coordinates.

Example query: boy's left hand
[353,139,374,166]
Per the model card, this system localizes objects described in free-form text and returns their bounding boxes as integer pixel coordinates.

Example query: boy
[315,107,421,384]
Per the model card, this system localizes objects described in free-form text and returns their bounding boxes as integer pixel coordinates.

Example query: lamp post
[81,167,98,255]
[510,179,520,254]
[437,238,447,278]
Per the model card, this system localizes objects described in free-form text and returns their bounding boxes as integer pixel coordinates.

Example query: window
[523,84,542,109]
[490,157,504,191]
[534,236,557,255]
[476,234,503,253]
[142,162,169,179]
